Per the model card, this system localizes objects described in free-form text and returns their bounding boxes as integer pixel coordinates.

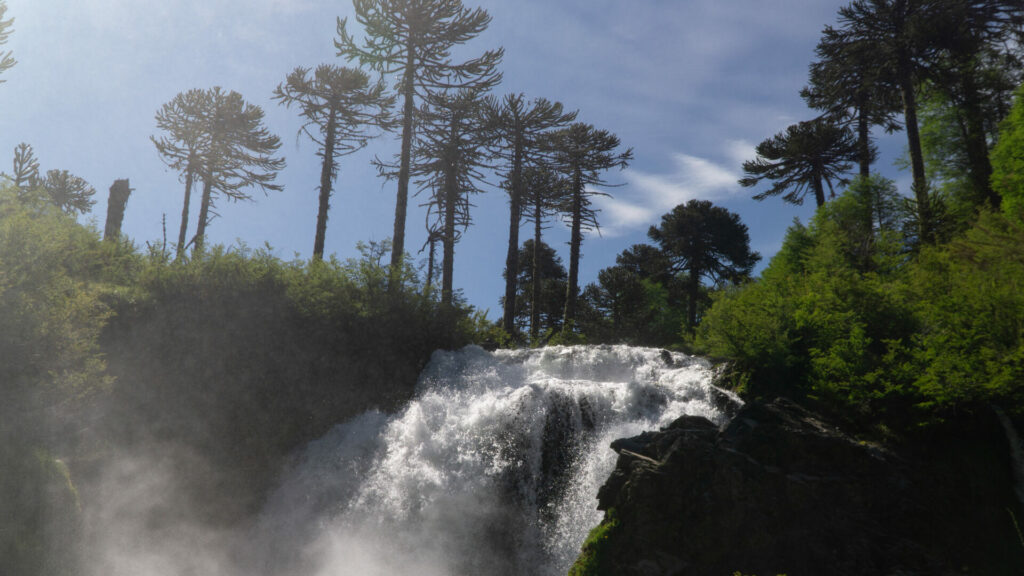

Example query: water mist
[251,345,736,575]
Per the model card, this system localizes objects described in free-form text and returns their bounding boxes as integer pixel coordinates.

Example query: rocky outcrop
[581,398,1024,576]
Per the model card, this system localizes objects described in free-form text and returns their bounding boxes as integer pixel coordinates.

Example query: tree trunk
[685,265,700,334]
[389,50,417,293]
[441,170,457,307]
[812,168,826,208]
[531,192,542,340]
[103,179,132,242]
[959,69,998,209]
[897,54,932,243]
[194,178,213,254]
[563,166,583,330]
[313,108,338,260]
[857,96,872,178]
[176,167,195,258]
[502,133,524,334]
[426,233,437,292]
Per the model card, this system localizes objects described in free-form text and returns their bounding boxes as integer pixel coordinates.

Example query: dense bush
[0,184,484,569]
[700,177,1024,422]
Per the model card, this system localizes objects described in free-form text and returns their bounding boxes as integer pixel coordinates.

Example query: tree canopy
[649,200,760,331]
[274,64,394,259]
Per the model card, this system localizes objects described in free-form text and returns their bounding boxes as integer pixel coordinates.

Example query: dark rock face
[590,398,1024,576]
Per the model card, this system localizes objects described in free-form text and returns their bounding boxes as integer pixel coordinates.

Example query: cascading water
[254,344,738,576]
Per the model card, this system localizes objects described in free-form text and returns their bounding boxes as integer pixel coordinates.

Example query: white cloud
[593,144,745,237]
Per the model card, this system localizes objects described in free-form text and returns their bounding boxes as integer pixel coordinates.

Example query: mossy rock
[568,509,620,576]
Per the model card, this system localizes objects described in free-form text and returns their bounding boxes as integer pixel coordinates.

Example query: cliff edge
[573,398,1024,575]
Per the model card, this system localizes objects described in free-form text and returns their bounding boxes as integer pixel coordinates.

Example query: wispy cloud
[593,143,747,237]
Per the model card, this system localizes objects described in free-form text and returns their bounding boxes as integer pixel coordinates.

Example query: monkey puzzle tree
[509,239,566,337]
[152,88,213,256]
[0,1,14,82]
[803,24,903,178]
[741,118,859,208]
[483,93,577,335]
[336,0,503,290]
[274,64,394,260]
[41,169,95,216]
[412,88,491,306]
[521,166,570,339]
[9,143,39,191]
[648,200,760,333]
[548,122,632,330]
[921,0,1024,210]
[834,0,946,242]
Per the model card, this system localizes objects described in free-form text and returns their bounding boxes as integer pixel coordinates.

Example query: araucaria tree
[833,0,943,242]
[521,166,569,339]
[740,118,859,208]
[10,143,39,191]
[193,88,284,253]
[274,65,394,260]
[153,87,284,255]
[412,88,491,306]
[0,0,15,82]
[549,122,632,330]
[153,89,213,256]
[648,200,760,332]
[803,23,903,178]
[336,0,503,289]
[41,169,96,215]
[484,93,577,335]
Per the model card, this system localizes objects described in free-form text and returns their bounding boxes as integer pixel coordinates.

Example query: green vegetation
[700,175,1024,423]
[567,509,621,576]
[0,181,482,573]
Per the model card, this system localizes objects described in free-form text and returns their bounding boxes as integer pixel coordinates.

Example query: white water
[252,345,736,576]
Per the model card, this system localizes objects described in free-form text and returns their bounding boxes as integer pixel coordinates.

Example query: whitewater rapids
[253,345,737,576]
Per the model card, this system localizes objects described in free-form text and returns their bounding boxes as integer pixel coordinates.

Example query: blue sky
[0,0,908,315]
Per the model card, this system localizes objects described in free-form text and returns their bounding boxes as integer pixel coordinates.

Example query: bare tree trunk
[502,135,524,334]
[531,193,542,340]
[389,51,417,293]
[194,178,213,254]
[313,109,338,260]
[857,97,872,178]
[813,169,826,208]
[176,168,195,258]
[563,166,583,330]
[959,70,998,209]
[104,179,132,242]
[441,171,457,307]
[897,54,932,243]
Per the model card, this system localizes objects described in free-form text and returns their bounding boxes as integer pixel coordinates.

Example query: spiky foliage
[10,142,39,191]
[548,122,632,330]
[154,87,284,254]
[41,169,95,216]
[274,64,394,259]
[741,118,859,208]
[803,23,903,177]
[482,93,577,334]
[152,89,212,256]
[520,166,570,338]
[921,0,1024,209]
[336,0,503,288]
[411,88,491,305]
[649,200,760,332]
[0,1,15,82]
[832,0,948,242]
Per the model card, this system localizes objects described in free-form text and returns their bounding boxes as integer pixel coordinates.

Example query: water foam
[258,344,736,575]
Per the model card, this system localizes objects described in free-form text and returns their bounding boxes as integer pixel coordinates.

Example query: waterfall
[253,344,737,576]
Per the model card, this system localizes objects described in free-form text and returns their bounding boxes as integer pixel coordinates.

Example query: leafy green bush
[701,175,1024,422]
[568,509,620,576]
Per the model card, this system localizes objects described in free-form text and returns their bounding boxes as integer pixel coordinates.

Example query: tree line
[142,0,644,342]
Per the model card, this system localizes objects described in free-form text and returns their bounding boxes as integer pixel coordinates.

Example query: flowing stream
[253,345,736,576]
